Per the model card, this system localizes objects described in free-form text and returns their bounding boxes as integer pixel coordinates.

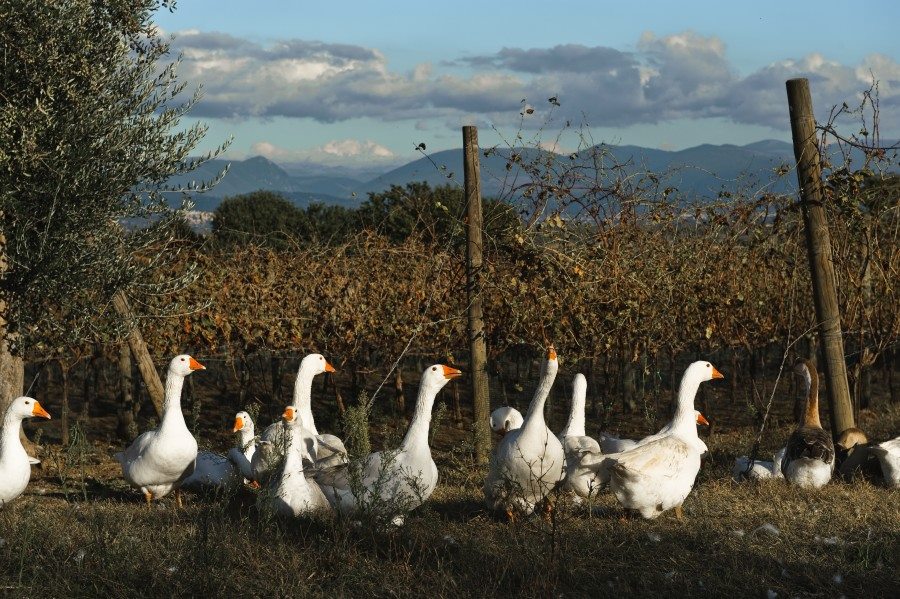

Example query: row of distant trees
[208,183,521,247]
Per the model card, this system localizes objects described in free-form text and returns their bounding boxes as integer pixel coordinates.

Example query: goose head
[835,427,868,463]
[282,406,299,425]
[233,410,255,434]
[299,353,336,377]
[684,360,724,384]
[792,358,814,387]
[6,396,52,421]
[490,406,524,435]
[542,345,560,379]
[836,427,868,451]
[169,354,205,377]
[420,364,463,396]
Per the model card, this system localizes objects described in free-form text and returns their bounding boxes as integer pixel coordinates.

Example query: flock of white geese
[1,349,898,521]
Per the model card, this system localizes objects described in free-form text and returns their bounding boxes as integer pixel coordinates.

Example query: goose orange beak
[32,401,51,420]
[282,407,295,421]
[232,417,244,433]
[188,357,206,371]
[696,413,709,426]
[324,361,336,373]
[711,366,724,379]
[547,345,557,361]
[442,365,463,379]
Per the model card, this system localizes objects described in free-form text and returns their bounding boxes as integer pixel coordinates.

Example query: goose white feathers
[558,373,603,501]
[781,359,834,489]
[871,436,900,488]
[581,361,723,519]
[228,411,258,483]
[484,347,565,516]
[595,411,710,455]
[597,433,638,454]
[114,354,205,503]
[181,450,238,492]
[490,406,523,435]
[261,406,331,517]
[732,446,786,481]
[323,364,462,521]
[0,397,51,507]
[181,411,258,492]
[252,353,343,482]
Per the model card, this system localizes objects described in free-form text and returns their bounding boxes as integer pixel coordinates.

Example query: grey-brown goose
[781,359,834,488]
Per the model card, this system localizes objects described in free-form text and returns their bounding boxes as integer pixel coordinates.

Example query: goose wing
[782,426,835,476]
[610,437,691,482]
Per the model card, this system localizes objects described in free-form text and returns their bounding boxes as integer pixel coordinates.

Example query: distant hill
[164,140,821,211]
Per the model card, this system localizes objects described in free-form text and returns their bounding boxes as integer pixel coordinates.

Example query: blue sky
[154,0,900,169]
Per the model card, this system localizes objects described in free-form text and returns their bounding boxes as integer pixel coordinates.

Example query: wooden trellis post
[463,125,491,464]
[785,78,855,437]
[112,291,165,418]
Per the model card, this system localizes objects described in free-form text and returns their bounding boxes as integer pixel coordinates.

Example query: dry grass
[2,408,898,598]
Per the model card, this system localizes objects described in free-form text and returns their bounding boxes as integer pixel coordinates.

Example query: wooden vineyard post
[112,290,165,418]
[463,125,491,465]
[785,78,855,436]
[0,220,30,452]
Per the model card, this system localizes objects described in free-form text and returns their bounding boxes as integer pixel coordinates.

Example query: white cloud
[170,29,900,135]
[320,139,394,158]
[249,139,396,166]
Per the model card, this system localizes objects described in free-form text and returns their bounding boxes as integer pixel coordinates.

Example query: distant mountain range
[165,140,813,212]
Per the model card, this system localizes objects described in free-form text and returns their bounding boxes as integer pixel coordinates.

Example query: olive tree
[0,0,227,420]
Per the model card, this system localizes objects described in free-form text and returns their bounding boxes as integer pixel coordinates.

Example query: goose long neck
[0,412,24,456]
[802,366,822,428]
[292,367,318,435]
[671,372,702,433]
[283,423,306,474]
[238,427,255,453]
[402,382,439,450]
[561,375,586,437]
[523,363,557,431]
[159,371,187,431]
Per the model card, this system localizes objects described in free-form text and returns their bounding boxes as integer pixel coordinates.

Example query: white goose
[485,347,565,518]
[558,373,603,501]
[252,353,342,482]
[870,436,900,488]
[115,354,205,505]
[781,359,834,489]
[578,361,722,519]
[0,396,51,507]
[181,411,258,492]
[490,406,524,435]
[323,364,462,522]
[261,406,331,517]
[732,446,787,481]
[228,411,258,484]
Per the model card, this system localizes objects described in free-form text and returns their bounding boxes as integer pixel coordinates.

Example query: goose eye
[181,357,185,361]
[432,366,437,371]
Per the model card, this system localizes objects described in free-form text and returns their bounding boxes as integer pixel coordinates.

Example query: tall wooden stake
[785,78,855,436]
[463,125,491,464]
[0,219,30,452]
[112,291,165,417]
